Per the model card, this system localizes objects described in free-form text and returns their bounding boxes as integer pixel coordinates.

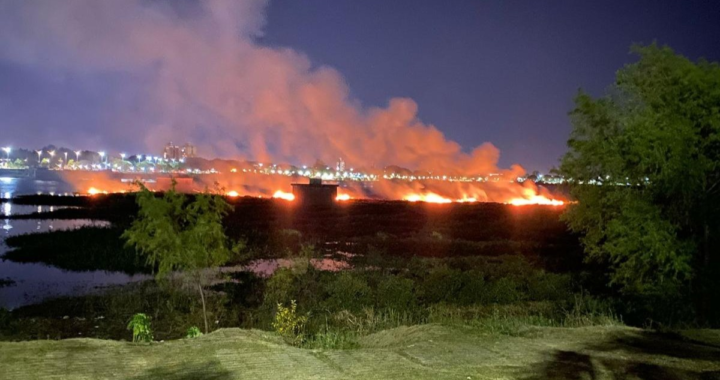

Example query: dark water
[0,212,148,309]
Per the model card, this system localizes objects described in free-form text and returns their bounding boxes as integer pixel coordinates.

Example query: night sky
[1,0,719,172]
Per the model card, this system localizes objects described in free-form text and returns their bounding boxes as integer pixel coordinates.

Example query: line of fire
[0,144,568,206]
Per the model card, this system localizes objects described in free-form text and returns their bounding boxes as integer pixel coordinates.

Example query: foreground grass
[0,325,718,380]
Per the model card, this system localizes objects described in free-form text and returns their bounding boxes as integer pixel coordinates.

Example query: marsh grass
[0,281,236,341]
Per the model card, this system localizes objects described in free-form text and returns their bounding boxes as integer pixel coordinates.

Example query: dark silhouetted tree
[560,45,720,303]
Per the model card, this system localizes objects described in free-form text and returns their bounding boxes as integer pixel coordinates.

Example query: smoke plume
[0,0,554,202]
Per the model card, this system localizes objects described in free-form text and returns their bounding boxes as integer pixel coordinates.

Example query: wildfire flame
[272,190,295,201]
[404,193,452,203]
[508,196,564,206]
[506,187,565,206]
[226,190,239,197]
[87,187,108,195]
[336,193,351,201]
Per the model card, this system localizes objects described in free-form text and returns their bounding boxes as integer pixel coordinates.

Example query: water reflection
[0,219,148,309]
[0,177,75,198]
[0,203,76,218]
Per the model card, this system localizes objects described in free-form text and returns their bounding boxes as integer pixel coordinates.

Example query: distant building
[336,158,345,172]
[291,178,338,206]
[163,142,196,160]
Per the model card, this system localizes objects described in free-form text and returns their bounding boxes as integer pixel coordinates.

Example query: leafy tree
[560,44,720,299]
[122,183,243,333]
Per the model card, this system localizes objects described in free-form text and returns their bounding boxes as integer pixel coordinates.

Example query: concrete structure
[291,178,338,206]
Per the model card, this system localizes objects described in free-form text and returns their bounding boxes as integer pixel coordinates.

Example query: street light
[63,152,68,166]
[36,150,42,162]
[120,153,126,160]
[1,147,10,161]
[48,150,55,167]
[99,151,106,168]
[74,150,81,162]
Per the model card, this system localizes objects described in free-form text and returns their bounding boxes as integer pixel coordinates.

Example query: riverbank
[1,324,718,379]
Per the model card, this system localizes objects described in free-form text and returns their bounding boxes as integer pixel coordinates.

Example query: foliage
[122,182,243,333]
[272,300,307,346]
[122,183,240,278]
[303,328,360,349]
[127,313,153,343]
[560,44,720,293]
[0,281,236,341]
[375,276,416,311]
[186,326,203,338]
[323,271,372,312]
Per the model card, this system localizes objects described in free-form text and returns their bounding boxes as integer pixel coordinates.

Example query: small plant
[186,326,203,338]
[272,300,307,346]
[127,313,153,343]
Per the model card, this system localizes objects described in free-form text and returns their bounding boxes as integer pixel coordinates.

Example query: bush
[484,278,526,304]
[376,275,415,311]
[526,272,573,302]
[262,268,296,310]
[323,272,372,313]
[420,265,463,304]
[127,313,153,342]
[186,326,203,338]
[272,300,308,346]
[455,273,487,305]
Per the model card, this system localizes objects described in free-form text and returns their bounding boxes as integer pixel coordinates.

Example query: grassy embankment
[1,324,719,379]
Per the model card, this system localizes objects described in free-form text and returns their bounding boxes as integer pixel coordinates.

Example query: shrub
[376,275,415,311]
[262,268,295,310]
[186,326,203,338]
[485,278,526,304]
[420,265,463,304]
[455,273,487,305]
[526,272,573,302]
[324,272,372,313]
[272,300,308,346]
[127,313,153,342]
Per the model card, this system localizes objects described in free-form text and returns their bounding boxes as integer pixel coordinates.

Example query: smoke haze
[0,0,518,173]
[0,0,563,203]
